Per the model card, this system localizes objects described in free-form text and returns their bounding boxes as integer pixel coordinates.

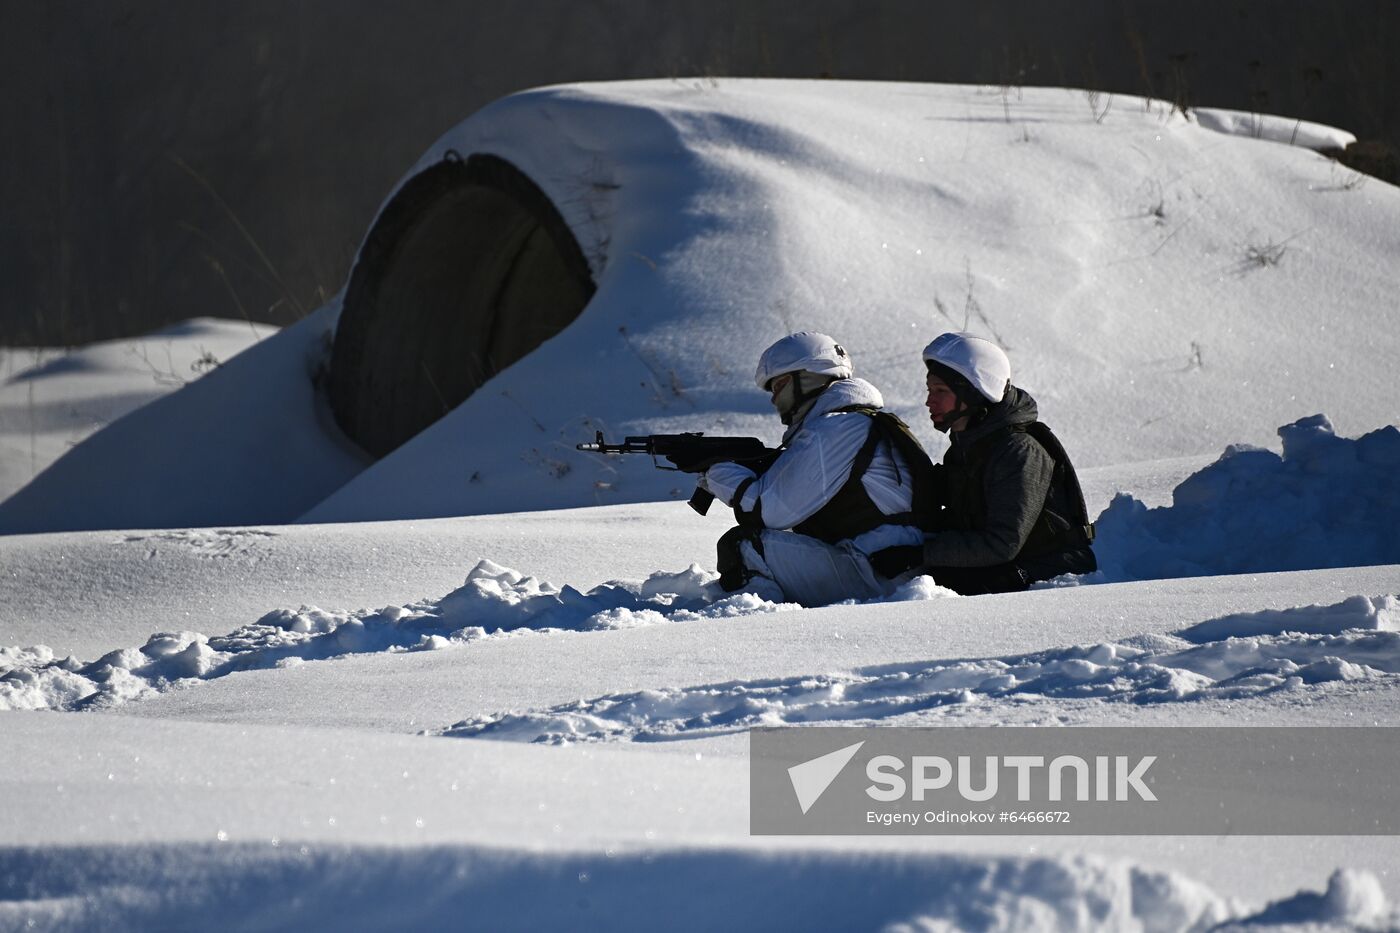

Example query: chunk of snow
[1094,417,1400,582]
[1237,868,1393,927]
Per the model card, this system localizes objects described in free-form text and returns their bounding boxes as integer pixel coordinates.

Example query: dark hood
[952,384,1038,449]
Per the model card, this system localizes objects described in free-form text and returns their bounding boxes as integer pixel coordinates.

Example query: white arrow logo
[788,741,865,814]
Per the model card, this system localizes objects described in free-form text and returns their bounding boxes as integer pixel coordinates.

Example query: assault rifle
[576,431,779,515]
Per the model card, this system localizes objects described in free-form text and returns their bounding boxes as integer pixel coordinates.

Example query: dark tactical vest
[939,421,1096,566]
[786,407,938,545]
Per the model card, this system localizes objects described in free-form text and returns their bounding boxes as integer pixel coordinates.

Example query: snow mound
[0,843,1237,933]
[6,555,1394,732]
[444,595,1400,743]
[0,560,800,711]
[1094,416,1400,582]
[1234,868,1394,929]
[1179,594,1398,642]
[0,556,963,712]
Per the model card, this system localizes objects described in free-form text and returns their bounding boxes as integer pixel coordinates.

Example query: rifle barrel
[575,440,649,454]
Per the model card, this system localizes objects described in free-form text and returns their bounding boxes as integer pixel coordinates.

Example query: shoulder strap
[826,405,886,481]
[829,405,939,517]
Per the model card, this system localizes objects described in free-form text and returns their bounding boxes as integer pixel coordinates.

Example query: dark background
[2,0,1394,346]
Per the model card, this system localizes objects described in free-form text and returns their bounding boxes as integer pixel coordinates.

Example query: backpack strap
[782,405,938,543]
[827,405,939,522]
[1021,422,1096,546]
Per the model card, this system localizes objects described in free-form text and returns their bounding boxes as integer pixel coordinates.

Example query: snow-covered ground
[3,80,1399,930]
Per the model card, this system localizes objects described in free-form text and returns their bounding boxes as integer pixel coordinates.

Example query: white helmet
[922,332,1010,404]
[754,332,853,390]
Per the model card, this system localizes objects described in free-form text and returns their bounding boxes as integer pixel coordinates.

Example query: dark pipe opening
[329,153,595,458]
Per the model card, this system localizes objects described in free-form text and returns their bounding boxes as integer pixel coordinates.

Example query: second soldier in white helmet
[698,332,936,606]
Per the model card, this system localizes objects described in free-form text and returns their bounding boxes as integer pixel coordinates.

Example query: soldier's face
[769,372,798,422]
[768,372,794,403]
[925,373,965,433]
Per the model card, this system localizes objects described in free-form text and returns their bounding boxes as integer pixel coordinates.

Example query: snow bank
[0,842,1244,933]
[7,838,1393,931]
[1093,416,1400,582]
[445,594,1399,743]
[1242,868,1394,928]
[1179,594,1398,642]
[0,561,799,711]
[0,550,967,713]
[5,536,1393,722]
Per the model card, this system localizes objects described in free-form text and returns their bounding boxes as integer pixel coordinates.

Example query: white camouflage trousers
[736,529,893,607]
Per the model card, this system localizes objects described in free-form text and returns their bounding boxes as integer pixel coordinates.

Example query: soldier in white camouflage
[699,332,936,607]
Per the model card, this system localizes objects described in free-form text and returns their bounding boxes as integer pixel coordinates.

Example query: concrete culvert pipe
[329,152,596,458]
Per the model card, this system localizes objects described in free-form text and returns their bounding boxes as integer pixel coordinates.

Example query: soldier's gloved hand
[698,462,757,507]
[868,545,923,579]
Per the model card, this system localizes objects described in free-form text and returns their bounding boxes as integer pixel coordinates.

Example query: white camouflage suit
[698,377,924,606]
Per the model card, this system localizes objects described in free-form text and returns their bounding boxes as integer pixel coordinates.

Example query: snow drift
[1095,415,1400,581]
[446,594,1399,744]
[6,542,1395,722]
[0,843,1249,933]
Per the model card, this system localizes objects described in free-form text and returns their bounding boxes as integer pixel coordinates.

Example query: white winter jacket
[700,378,922,553]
